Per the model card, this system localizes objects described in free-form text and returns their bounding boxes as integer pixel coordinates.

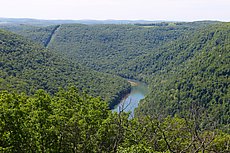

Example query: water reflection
[113,79,148,117]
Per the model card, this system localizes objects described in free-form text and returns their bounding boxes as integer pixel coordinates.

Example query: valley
[0,20,229,152]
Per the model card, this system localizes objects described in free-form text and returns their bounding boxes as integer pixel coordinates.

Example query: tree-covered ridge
[39,21,229,129]
[135,23,230,131]
[0,89,229,152]
[112,22,228,80]
[46,23,204,73]
[2,22,228,128]
[0,24,59,46]
[0,21,229,152]
[0,29,130,107]
[0,21,219,76]
[1,21,229,129]
[0,21,220,75]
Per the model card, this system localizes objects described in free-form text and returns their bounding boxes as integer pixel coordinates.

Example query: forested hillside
[1,22,228,130]
[0,21,229,152]
[132,23,230,130]
[47,22,218,74]
[0,24,59,46]
[0,29,130,107]
[44,22,229,130]
[1,22,218,74]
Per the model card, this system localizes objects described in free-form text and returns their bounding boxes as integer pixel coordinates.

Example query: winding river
[112,79,148,117]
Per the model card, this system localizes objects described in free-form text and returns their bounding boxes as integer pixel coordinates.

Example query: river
[112,79,148,117]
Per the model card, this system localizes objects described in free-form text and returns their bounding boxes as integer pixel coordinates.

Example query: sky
[1,0,230,21]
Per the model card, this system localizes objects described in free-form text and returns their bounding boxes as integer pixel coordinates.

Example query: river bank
[109,85,131,109]
[112,79,148,117]
[127,80,139,86]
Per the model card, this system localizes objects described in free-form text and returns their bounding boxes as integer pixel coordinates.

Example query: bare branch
[156,122,176,153]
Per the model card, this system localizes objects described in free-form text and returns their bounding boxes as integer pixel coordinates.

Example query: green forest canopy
[0,88,229,152]
[0,21,229,152]
[0,29,130,108]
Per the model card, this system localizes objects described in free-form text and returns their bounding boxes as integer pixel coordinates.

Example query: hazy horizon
[1,0,230,22]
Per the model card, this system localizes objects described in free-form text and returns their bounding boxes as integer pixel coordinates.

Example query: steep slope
[135,23,230,130]
[0,21,218,77]
[46,23,206,74]
[1,22,228,128]
[0,24,59,46]
[0,29,130,107]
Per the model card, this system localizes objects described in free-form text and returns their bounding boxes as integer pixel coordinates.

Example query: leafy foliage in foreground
[0,29,130,107]
[0,89,229,152]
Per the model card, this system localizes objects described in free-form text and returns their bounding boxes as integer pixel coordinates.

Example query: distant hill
[0,17,170,26]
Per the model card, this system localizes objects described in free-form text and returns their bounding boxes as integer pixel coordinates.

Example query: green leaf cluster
[0,89,229,152]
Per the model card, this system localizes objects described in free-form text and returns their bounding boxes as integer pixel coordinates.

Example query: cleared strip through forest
[44,25,60,47]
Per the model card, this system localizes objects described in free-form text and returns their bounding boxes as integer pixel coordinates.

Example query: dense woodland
[0,29,130,108]
[0,24,59,46]
[0,21,229,152]
[134,23,230,132]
